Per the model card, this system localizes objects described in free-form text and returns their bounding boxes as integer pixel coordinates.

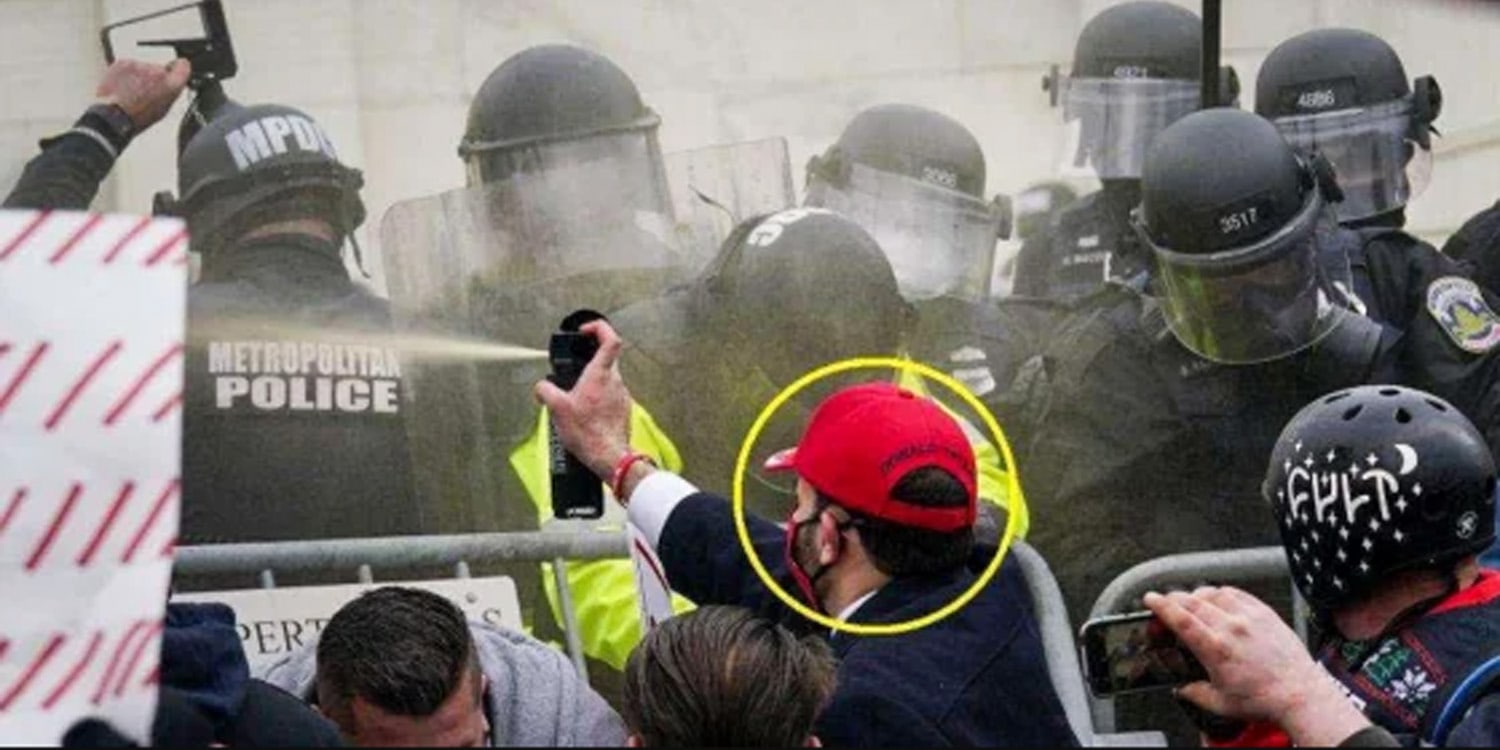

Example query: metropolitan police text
[208,341,403,414]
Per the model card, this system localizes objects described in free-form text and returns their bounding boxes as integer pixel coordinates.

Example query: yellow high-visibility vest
[511,403,695,671]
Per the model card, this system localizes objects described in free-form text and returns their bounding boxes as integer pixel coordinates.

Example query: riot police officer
[443,43,688,351]
[1255,28,1442,232]
[170,103,421,543]
[612,208,910,514]
[378,44,698,678]
[1026,107,1500,616]
[1012,1,1236,302]
[380,43,693,538]
[1014,109,1500,738]
[1015,182,1079,245]
[802,103,1036,409]
[803,104,1008,305]
[993,181,1079,296]
[1251,30,1497,299]
[613,207,1027,537]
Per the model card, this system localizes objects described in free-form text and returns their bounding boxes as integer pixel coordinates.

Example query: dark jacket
[3,110,123,210]
[657,493,1079,748]
[163,603,343,746]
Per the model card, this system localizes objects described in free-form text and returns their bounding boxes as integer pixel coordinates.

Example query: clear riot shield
[380,161,695,535]
[663,137,796,266]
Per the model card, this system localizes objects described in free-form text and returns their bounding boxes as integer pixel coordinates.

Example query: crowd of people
[6,0,1500,746]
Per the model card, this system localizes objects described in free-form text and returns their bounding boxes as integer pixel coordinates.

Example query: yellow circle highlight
[732,356,1022,636]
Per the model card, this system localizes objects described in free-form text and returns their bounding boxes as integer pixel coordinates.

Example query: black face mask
[782,499,856,614]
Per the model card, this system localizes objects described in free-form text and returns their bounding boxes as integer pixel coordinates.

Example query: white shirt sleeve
[626,471,701,549]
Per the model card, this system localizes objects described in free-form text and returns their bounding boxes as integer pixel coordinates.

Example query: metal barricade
[1012,541,1167,747]
[173,531,630,681]
[1084,546,1293,735]
[181,531,1258,745]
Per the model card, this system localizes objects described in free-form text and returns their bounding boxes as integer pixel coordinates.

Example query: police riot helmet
[1057,1,1236,180]
[1256,29,1441,224]
[804,104,1011,302]
[1264,386,1496,611]
[456,45,675,253]
[175,91,243,157]
[162,103,365,262]
[699,208,908,376]
[1135,108,1350,364]
[459,44,664,186]
[1014,181,1079,241]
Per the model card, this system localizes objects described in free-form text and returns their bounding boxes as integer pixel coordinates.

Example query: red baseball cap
[763,382,977,532]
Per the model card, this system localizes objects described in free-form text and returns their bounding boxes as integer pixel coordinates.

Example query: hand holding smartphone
[1080,611,1207,697]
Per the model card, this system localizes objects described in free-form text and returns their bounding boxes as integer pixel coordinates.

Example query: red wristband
[610,452,657,503]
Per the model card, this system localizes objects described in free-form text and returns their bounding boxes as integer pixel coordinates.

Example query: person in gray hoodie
[262,586,626,747]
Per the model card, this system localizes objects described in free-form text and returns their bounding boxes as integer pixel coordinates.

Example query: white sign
[174,577,522,676]
[0,210,188,745]
[628,522,676,632]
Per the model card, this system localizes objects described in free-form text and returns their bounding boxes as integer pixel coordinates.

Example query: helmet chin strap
[347,233,371,279]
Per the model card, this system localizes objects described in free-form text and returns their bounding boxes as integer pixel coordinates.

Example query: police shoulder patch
[1426,276,1500,354]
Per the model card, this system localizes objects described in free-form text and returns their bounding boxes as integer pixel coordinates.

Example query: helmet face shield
[1273,99,1430,223]
[806,162,1003,301]
[451,131,680,283]
[464,128,672,207]
[1145,194,1354,365]
[1061,77,1201,180]
[380,150,692,346]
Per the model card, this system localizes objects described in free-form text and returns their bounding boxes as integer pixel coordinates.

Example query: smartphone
[547,310,606,520]
[1079,611,1207,698]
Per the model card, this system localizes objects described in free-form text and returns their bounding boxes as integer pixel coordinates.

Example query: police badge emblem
[1426,276,1500,354]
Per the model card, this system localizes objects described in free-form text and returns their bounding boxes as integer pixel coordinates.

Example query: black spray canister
[548,309,607,519]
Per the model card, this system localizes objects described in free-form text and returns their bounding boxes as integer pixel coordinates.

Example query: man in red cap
[537,320,1076,748]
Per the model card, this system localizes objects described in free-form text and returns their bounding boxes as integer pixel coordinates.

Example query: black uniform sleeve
[3,111,126,211]
[655,493,817,632]
[1442,202,1500,296]
[1363,235,1500,458]
[1014,295,1200,622]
